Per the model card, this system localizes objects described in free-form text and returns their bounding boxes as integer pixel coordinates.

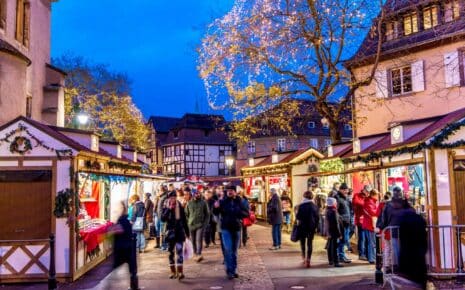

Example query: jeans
[218,231,225,258]
[153,214,159,237]
[283,212,291,225]
[319,214,326,236]
[189,227,204,255]
[272,224,282,247]
[156,219,167,249]
[168,241,184,266]
[241,225,248,246]
[222,230,240,276]
[337,225,350,259]
[205,221,217,246]
[299,232,315,260]
[135,231,145,251]
[366,230,375,263]
[357,225,367,258]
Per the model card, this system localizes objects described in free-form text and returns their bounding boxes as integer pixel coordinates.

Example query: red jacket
[352,192,366,226]
[362,196,378,231]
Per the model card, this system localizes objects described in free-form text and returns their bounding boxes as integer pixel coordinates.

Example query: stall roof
[242,147,324,171]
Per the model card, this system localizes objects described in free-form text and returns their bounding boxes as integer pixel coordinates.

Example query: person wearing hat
[267,188,283,250]
[325,197,343,267]
[161,190,190,280]
[213,185,249,280]
[334,183,352,263]
[352,184,372,260]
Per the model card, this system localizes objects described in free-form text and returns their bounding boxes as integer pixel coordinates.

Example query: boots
[154,237,160,249]
[177,265,185,280]
[305,259,311,268]
[169,265,177,279]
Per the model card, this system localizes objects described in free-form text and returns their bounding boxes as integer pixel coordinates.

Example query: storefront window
[386,164,426,213]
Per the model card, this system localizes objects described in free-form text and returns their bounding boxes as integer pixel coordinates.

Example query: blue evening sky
[51,0,234,119]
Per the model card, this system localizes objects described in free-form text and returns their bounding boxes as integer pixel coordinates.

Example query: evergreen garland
[54,188,75,218]
[343,119,465,164]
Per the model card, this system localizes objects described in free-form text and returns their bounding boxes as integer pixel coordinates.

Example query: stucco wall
[0,53,27,123]
[354,40,465,137]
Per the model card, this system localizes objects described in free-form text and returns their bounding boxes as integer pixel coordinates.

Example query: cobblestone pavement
[1,224,416,290]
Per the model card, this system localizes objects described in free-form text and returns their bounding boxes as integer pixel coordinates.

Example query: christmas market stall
[0,117,146,283]
[242,148,323,220]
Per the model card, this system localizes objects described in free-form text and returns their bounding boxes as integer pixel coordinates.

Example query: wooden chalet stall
[242,148,323,220]
[0,117,147,283]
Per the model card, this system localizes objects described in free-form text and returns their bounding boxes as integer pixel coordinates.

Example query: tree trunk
[329,120,342,144]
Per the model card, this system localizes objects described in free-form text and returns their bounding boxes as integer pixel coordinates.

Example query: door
[453,161,465,225]
[0,170,52,240]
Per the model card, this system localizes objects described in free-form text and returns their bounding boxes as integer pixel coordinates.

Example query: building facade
[149,113,234,177]
[0,0,65,126]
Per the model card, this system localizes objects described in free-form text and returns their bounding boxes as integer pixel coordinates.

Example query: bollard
[48,233,57,290]
[130,233,140,290]
[456,227,465,284]
[375,233,383,285]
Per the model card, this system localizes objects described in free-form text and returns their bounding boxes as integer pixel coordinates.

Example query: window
[0,0,6,30]
[445,1,460,22]
[344,124,352,131]
[324,139,332,147]
[277,138,286,152]
[247,141,256,154]
[26,95,32,118]
[385,21,398,41]
[403,13,418,35]
[390,66,412,96]
[307,121,315,129]
[15,0,30,47]
[322,123,329,129]
[423,6,438,30]
[310,139,318,148]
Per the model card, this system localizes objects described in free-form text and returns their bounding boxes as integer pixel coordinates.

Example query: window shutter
[15,0,24,42]
[375,69,388,98]
[411,60,425,92]
[444,51,461,88]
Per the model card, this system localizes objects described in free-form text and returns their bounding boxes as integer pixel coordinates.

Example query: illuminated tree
[198,0,386,143]
[53,55,150,150]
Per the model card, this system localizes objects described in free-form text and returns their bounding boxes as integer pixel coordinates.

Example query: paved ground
[1,224,423,290]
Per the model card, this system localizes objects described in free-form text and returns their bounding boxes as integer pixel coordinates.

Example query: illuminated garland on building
[343,119,465,164]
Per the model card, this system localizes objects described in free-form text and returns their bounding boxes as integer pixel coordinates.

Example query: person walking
[334,183,352,263]
[156,185,170,251]
[185,188,209,262]
[130,195,146,253]
[296,191,319,268]
[144,193,154,240]
[204,189,218,247]
[325,197,343,267]
[281,190,293,233]
[352,185,370,260]
[362,189,379,264]
[161,191,190,280]
[213,185,249,280]
[267,188,283,250]
[239,190,251,247]
[315,193,327,236]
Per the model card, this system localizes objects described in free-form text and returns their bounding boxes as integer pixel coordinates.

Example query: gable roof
[242,147,324,170]
[174,113,226,130]
[148,116,181,133]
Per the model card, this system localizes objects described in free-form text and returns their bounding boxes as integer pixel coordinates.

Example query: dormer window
[307,121,315,129]
[344,124,352,131]
[445,1,460,22]
[423,6,438,30]
[385,21,398,41]
[403,12,418,35]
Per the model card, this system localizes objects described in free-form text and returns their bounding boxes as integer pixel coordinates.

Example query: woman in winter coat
[161,192,190,280]
[325,197,343,267]
[296,191,320,268]
[130,194,146,253]
[281,190,293,233]
[362,189,379,264]
[267,188,283,250]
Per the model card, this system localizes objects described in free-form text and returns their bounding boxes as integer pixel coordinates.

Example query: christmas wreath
[9,136,32,154]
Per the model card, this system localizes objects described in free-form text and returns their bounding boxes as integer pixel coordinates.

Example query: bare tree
[198,0,387,144]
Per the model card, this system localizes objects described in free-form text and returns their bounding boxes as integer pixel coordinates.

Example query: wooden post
[48,233,57,290]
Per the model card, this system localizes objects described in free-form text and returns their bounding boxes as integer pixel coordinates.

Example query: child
[325,197,343,267]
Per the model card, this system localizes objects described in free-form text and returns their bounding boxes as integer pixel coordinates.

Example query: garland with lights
[1,123,73,159]
[108,160,141,172]
[343,119,465,164]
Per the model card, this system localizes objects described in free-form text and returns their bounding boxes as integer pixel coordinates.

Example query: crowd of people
[111,180,426,287]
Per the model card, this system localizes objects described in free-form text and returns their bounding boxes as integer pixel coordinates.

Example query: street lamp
[77,113,89,126]
[225,155,234,176]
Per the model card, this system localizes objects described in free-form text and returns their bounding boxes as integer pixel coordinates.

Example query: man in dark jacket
[213,185,249,280]
[156,185,170,251]
[144,193,154,240]
[334,183,352,263]
[131,196,146,253]
[326,197,343,267]
[267,188,283,250]
[204,190,218,247]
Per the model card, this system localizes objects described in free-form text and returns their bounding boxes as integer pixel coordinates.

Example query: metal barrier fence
[376,225,465,287]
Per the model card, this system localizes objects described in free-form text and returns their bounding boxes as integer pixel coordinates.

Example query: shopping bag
[243,217,253,227]
[183,238,194,260]
[290,224,300,242]
[132,217,144,231]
